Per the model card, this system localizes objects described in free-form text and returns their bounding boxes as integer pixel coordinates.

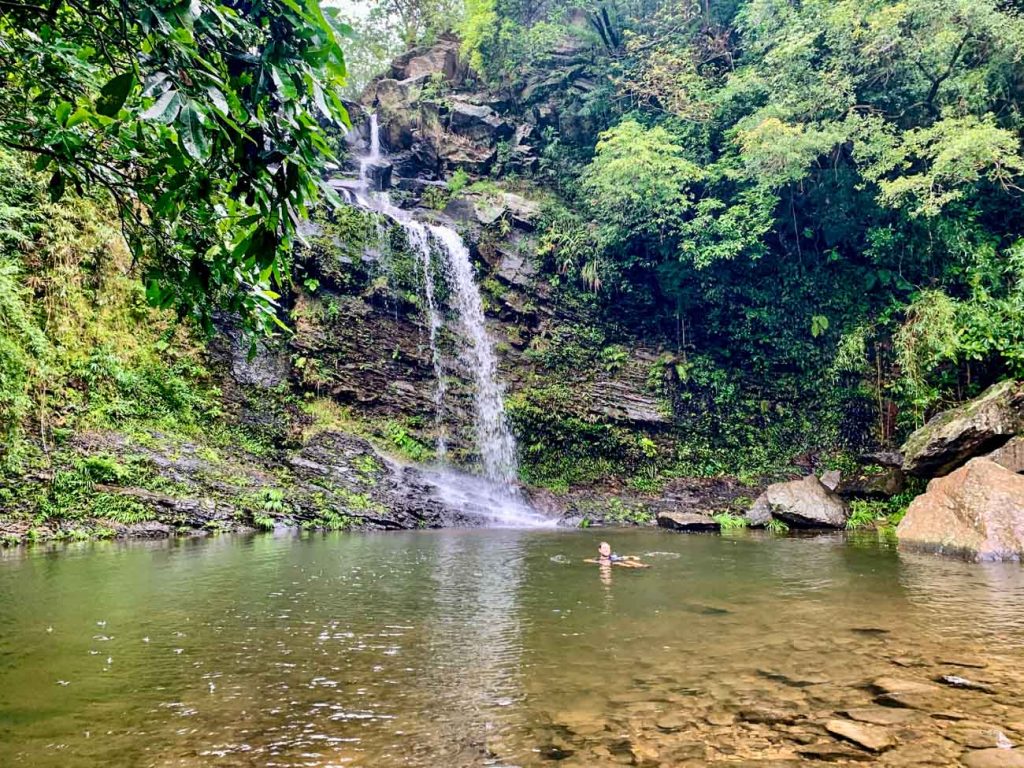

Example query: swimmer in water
[598,541,625,562]
[589,542,647,569]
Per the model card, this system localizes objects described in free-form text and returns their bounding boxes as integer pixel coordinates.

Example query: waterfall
[358,113,381,191]
[406,220,449,462]
[343,115,550,528]
[429,226,518,485]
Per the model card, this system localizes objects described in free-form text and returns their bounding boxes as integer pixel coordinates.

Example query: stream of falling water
[345,115,549,527]
[429,225,518,485]
[406,220,449,462]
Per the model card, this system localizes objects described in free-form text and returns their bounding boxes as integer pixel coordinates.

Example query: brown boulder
[388,36,462,83]
[761,475,848,528]
[896,458,1024,561]
[986,436,1024,473]
[901,380,1024,477]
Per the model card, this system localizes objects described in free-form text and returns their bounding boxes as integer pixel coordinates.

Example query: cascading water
[406,220,449,462]
[344,115,551,528]
[358,113,381,190]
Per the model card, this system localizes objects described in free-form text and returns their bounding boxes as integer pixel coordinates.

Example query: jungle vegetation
[0,0,350,334]
[4,0,1024,496]
[450,0,1024,447]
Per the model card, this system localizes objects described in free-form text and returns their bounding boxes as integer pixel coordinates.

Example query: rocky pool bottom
[1,529,1023,767]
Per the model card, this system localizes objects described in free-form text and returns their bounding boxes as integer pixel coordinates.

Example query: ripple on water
[2,529,1024,767]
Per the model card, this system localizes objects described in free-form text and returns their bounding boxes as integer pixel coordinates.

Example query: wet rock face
[361,36,549,179]
[836,466,905,499]
[363,160,393,191]
[901,379,1024,478]
[751,475,849,529]
[388,35,463,83]
[896,457,1024,562]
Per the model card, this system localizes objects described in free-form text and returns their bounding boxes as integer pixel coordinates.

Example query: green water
[2,529,1023,766]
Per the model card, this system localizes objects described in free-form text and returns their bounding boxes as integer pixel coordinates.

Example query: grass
[845,488,919,530]
[712,512,749,530]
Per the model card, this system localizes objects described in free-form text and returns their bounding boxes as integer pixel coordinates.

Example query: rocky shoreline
[0,420,759,546]
[6,378,1024,556]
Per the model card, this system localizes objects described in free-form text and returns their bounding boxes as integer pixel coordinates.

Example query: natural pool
[1,529,1023,767]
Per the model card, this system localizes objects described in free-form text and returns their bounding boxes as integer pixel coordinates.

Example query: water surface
[2,529,1023,766]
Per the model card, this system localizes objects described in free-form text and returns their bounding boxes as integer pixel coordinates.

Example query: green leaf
[97,72,136,117]
[177,104,209,160]
[141,89,182,123]
[66,107,91,128]
[205,85,229,115]
[55,101,72,126]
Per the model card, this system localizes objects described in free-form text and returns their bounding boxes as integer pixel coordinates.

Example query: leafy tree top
[0,0,351,334]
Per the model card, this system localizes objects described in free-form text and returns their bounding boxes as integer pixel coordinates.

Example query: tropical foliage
[461,0,1024,440]
[0,0,350,333]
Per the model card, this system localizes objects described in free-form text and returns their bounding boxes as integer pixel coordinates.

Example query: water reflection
[1,529,1024,767]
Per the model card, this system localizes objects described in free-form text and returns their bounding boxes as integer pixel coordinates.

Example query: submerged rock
[840,707,917,726]
[870,675,947,710]
[797,742,874,762]
[824,719,897,752]
[896,458,1024,562]
[901,379,1024,478]
[936,675,997,693]
[947,724,1015,749]
[754,475,848,529]
[870,676,943,697]
[961,748,1024,768]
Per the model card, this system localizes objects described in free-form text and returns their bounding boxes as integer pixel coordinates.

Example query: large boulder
[388,35,463,84]
[755,475,849,528]
[448,100,513,143]
[896,458,1024,562]
[985,435,1024,473]
[901,380,1024,477]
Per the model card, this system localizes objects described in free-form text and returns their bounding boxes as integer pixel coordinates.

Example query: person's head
[598,541,611,557]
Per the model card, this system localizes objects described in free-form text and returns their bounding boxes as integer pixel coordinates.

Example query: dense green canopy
[0,0,350,333]
[460,0,1024,436]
